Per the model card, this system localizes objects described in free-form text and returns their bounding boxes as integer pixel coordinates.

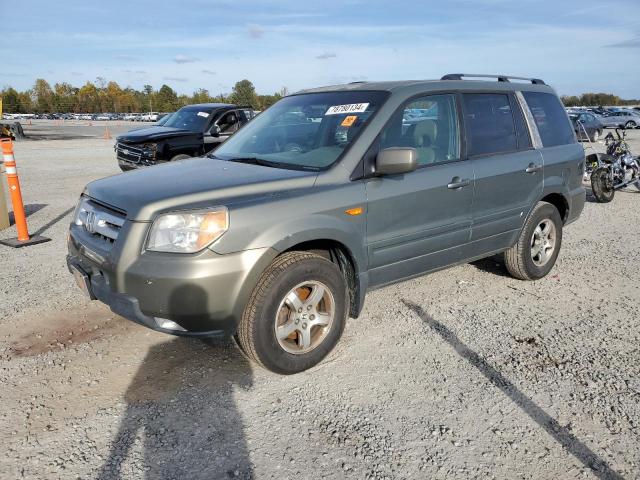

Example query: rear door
[520,91,584,210]
[465,92,543,252]
[365,93,474,286]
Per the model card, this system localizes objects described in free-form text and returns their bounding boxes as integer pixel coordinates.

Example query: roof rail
[441,73,546,85]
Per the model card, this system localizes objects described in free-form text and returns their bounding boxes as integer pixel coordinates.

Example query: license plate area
[70,264,96,300]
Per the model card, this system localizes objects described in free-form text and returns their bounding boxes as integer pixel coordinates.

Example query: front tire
[625,121,637,129]
[237,251,348,374]
[170,154,191,162]
[590,130,600,142]
[591,167,615,203]
[503,202,563,281]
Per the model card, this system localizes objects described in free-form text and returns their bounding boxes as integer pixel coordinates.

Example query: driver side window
[216,111,240,135]
[379,94,460,166]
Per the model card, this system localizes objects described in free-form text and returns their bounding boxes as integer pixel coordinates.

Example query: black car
[569,112,603,142]
[115,103,250,170]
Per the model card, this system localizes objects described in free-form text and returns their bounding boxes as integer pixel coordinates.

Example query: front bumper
[67,229,277,337]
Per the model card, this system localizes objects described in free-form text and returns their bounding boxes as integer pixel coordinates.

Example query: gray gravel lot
[1,123,639,479]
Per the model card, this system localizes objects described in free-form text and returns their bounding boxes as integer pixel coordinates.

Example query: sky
[2,0,640,98]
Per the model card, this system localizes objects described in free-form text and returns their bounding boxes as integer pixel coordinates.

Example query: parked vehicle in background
[69,74,585,374]
[596,110,639,129]
[140,112,161,122]
[115,103,249,170]
[569,112,603,142]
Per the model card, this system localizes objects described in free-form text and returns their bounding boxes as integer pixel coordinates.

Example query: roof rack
[441,73,545,85]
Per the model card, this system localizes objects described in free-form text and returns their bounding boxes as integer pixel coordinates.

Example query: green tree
[78,81,100,112]
[1,87,21,113]
[53,82,78,112]
[32,78,54,112]
[230,79,259,108]
[156,84,178,111]
[192,88,213,104]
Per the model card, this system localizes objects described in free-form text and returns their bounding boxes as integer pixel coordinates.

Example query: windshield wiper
[209,154,320,171]
[227,157,284,168]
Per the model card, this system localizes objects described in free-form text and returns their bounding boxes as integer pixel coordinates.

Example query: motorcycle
[585,128,640,203]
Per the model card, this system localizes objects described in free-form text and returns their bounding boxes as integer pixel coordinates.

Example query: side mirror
[375,148,418,176]
[211,125,221,137]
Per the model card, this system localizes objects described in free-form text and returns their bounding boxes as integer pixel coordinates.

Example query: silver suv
[68,74,585,374]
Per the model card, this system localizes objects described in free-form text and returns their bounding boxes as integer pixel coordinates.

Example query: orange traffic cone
[0,139,51,248]
[103,126,112,140]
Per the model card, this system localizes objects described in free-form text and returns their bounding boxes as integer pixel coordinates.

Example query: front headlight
[146,207,228,253]
[73,196,90,227]
[141,142,157,158]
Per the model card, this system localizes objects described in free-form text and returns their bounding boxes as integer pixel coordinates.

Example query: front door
[365,93,474,287]
[204,110,244,153]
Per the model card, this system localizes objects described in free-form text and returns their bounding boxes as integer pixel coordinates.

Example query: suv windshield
[163,108,211,131]
[213,91,389,170]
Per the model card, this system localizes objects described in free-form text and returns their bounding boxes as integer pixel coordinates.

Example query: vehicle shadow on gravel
[96,336,254,479]
[470,257,510,278]
[402,300,625,480]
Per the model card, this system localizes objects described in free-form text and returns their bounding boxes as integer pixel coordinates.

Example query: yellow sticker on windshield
[341,115,358,127]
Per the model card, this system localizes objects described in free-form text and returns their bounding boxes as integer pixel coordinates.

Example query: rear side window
[463,93,518,156]
[522,91,575,147]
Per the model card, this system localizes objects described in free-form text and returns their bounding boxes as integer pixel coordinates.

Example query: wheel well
[541,193,569,223]
[283,240,360,318]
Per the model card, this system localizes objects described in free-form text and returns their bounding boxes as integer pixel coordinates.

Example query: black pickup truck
[115,103,251,170]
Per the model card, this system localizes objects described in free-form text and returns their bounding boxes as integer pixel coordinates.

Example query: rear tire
[591,167,615,203]
[590,130,599,142]
[503,202,563,281]
[625,121,637,129]
[237,251,348,374]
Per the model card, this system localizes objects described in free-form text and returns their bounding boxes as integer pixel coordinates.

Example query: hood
[85,157,317,221]
[117,126,199,143]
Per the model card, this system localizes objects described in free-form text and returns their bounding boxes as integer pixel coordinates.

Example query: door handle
[525,163,542,174]
[447,177,471,189]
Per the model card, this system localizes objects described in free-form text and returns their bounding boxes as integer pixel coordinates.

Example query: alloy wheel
[530,219,557,266]
[274,281,335,354]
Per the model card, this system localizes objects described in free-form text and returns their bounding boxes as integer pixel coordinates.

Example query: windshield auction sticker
[341,115,358,127]
[325,103,369,115]
[197,112,210,118]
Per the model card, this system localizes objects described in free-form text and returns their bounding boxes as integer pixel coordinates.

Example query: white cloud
[174,54,200,64]
[315,52,337,60]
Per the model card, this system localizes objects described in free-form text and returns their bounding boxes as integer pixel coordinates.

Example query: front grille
[77,199,126,247]
[115,142,154,166]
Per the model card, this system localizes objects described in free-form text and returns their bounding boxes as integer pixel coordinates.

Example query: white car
[140,112,160,122]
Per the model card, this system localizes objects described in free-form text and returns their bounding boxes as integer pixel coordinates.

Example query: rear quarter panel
[540,142,585,216]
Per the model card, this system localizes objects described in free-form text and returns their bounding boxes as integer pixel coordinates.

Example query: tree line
[3,78,637,113]
[0,78,287,114]
[561,93,639,107]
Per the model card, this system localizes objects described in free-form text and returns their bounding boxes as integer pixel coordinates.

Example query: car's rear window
[522,92,576,147]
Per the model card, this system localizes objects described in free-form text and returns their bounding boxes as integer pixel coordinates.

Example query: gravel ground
[1,126,639,479]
